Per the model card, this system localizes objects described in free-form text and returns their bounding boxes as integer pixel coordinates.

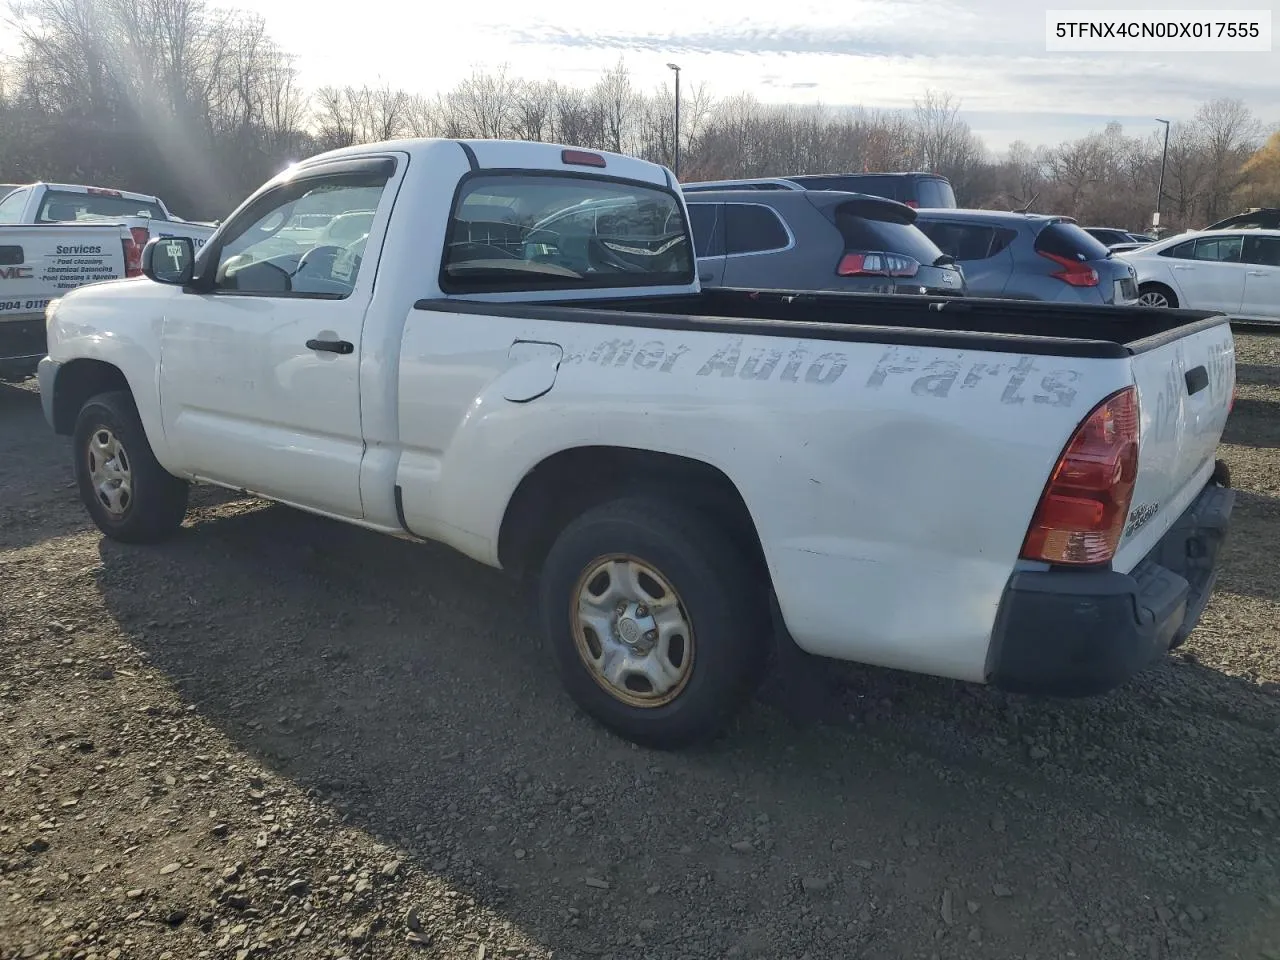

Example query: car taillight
[1020,386,1139,566]
[905,201,919,208]
[1038,250,1099,287]
[837,251,920,278]
[122,226,149,277]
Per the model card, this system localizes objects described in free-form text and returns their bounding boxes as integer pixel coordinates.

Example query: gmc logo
[0,266,33,280]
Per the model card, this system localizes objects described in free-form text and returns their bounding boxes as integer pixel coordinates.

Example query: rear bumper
[986,462,1234,697]
[0,318,48,379]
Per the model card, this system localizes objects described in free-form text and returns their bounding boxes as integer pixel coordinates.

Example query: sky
[11,0,1278,153]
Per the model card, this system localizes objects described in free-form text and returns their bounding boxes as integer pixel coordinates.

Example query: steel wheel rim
[570,554,696,708]
[87,427,133,517]
[1138,290,1169,307]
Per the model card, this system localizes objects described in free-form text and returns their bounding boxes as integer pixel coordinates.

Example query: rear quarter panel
[394,309,1133,681]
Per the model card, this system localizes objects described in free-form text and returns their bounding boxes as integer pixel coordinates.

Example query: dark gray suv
[912,209,1139,305]
[684,190,965,298]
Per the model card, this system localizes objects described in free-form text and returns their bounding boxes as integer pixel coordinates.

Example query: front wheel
[538,497,770,749]
[73,390,190,543]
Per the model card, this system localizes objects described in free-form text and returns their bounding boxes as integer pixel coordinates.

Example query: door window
[917,221,1014,261]
[723,204,790,255]
[210,171,392,298]
[686,203,723,257]
[1242,236,1280,267]
[0,189,29,224]
[1190,235,1243,262]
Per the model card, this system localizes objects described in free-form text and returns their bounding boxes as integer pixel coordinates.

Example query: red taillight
[561,149,606,168]
[837,251,920,278]
[1020,386,1139,566]
[122,226,149,277]
[905,200,919,208]
[1038,250,1099,287]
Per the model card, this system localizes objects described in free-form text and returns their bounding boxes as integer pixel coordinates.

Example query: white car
[1126,228,1280,325]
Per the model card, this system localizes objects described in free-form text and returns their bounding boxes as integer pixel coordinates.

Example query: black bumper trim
[987,464,1235,697]
[0,318,49,379]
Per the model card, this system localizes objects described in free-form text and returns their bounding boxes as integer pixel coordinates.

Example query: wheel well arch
[497,445,770,583]
[50,359,131,435]
[1138,280,1178,306]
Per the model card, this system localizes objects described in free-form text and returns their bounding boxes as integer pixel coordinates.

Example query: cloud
[506,24,1017,60]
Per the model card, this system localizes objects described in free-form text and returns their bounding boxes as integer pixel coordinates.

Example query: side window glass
[1192,236,1243,262]
[916,180,944,208]
[0,189,29,224]
[988,227,1018,257]
[952,225,996,260]
[1159,240,1197,259]
[724,204,789,255]
[686,204,720,257]
[1243,236,1280,267]
[213,173,390,297]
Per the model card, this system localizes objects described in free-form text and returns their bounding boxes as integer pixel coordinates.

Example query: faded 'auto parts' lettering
[563,336,850,386]
[866,347,1081,406]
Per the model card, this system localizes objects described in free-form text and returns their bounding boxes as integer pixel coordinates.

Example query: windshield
[442,174,693,292]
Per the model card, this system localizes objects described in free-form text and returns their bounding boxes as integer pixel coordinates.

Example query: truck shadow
[91,498,1280,959]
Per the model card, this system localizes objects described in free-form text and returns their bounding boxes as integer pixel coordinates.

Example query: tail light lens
[122,226,149,277]
[905,201,919,208]
[1039,250,1099,287]
[837,251,920,278]
[1020,386,1139,566]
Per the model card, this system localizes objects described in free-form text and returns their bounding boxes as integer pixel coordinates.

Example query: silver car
[914,210,1140,305]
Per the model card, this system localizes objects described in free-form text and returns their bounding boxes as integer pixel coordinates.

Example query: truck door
[157,155,402,519]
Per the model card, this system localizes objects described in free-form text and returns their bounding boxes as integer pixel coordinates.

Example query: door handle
[699,271,713,282]
[1247,270,1267,276]
[306,338,353,354]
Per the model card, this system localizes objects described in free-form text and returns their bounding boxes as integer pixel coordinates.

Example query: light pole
[1154,118,1170,234]
[666,62,681,178]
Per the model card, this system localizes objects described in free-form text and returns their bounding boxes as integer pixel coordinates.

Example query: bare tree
[1195,97,1261,220]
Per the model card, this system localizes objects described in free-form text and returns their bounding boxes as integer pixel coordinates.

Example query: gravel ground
[2,331,1279,960]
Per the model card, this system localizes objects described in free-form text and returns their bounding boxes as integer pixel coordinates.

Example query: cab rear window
[442,174,694,292]
[38,190,166,223]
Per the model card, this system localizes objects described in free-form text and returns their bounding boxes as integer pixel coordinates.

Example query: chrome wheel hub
[571,556,695,708]
[87,428,132,517]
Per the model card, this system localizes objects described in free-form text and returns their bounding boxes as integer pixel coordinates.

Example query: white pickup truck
[37,138,1238,748]
[0,181,215,377]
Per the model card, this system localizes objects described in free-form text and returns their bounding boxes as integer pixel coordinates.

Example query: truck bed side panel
[392,308,1133,682]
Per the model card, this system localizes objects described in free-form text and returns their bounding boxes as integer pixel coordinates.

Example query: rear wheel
[1138,283,1178,308]
[73,390,189,543]
[538,497,770,749]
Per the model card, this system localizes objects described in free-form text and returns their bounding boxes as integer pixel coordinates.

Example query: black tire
[72,390,189,543]
[538,496,770,749]
[1138,282,1178,308]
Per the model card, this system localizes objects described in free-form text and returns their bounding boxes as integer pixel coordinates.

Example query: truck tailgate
[1112,318,1235,573]
[0,224,128,323]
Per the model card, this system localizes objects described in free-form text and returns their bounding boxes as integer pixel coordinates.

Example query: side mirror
[142,236,195,285]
